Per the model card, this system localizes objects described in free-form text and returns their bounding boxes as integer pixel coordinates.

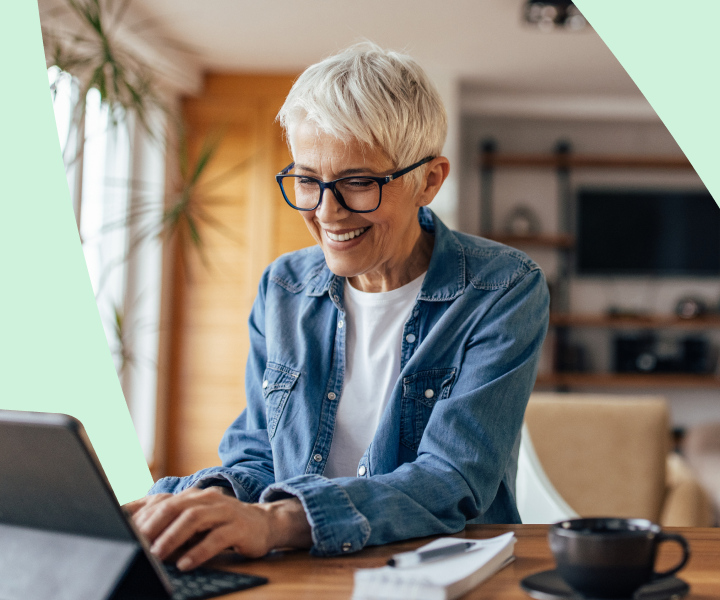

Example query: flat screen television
[576,189,720,276]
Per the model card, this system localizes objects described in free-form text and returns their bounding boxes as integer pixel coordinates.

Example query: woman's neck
[348,228,434,293]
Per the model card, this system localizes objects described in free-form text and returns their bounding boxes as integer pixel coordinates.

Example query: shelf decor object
[675,297,708,320]
[523,1,587,32]
[503,205,542,236]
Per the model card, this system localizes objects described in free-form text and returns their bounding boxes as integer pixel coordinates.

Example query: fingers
[131,493,173,520]
[122,498,146,516]
[133,492,187,541]
[150,503,225,561]
[127,488,275,570]
[176,526,234,571]
[123,493,164,516]
[135,488,232,551]
[137,498,195,545]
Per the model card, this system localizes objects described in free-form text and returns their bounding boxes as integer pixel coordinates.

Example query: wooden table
[206,525,720,599]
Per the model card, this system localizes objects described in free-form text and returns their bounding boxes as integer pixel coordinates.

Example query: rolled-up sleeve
[260,476,371,555]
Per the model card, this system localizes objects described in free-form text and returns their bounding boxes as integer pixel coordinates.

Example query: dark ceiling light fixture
[524,1,588,32]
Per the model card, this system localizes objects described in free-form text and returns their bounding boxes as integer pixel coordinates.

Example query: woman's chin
[320,233,372,275]
[323,254,368,279]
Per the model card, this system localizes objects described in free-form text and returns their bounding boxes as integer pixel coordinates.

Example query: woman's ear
[416,157,450,207]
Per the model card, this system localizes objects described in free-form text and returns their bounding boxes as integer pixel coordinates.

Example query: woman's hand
[123,487,312,570]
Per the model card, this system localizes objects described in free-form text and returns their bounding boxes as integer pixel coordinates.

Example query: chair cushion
[661,453,715,527]
[525,393,669,522]
[683,423,720,522]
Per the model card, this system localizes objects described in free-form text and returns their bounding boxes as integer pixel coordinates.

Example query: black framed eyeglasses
[275,156,435,213]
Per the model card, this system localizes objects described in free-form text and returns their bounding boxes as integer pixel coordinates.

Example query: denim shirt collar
[304,207,465,302]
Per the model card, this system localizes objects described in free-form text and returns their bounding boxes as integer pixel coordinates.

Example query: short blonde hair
[277,42,447,188]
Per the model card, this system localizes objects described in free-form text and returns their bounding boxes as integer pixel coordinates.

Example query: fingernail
[177,557,192,571]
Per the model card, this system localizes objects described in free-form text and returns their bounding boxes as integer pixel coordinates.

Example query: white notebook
[352,532,516,600]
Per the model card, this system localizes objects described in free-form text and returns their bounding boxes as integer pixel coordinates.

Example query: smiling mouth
[325,227,369,242]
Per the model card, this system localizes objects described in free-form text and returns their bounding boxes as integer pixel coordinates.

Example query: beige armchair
[682,423,720,523]
[524,393,714,527]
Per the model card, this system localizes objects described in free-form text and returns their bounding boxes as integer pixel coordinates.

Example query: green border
[0,1,152,504]
[575,0,720,207]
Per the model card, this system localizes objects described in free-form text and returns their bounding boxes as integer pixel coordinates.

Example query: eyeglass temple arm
[278,162,295,176]
[385,156,435,182]
[278,157,433,181]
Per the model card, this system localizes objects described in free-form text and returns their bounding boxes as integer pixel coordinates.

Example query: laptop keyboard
[163,564,268,600]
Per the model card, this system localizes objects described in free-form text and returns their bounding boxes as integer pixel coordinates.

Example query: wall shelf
[549,313,720,330]
[478,153,694,170]
[486,234,575,249]
[535,373,720,389]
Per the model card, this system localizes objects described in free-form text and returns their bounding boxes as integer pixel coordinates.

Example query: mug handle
[653,532,691,578]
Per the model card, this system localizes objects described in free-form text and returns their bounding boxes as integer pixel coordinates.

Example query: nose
[314,185,347,221]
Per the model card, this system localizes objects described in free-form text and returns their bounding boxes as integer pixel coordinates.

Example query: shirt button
[262,380,268,389]
[342,542,352,552]
[338,320,344,329]
[405,333,416,343]
[333,295,340,303]
[424,389,435,399]
[313,453,323,463]
[358,465,367,476]
[327,392,337,400]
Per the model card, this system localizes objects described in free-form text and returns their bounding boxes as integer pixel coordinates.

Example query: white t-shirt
[323,272,426,478]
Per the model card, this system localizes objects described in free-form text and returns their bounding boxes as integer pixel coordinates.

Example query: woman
[126,43,549,570]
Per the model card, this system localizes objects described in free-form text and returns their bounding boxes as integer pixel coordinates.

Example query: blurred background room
[39,0,720,527]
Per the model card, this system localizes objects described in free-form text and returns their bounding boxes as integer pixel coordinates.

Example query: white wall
[426,68,460,230]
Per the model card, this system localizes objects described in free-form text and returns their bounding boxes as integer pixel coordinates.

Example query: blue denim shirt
[149,207,549,556]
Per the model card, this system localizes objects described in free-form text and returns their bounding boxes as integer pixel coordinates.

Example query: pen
[387,542,475,568]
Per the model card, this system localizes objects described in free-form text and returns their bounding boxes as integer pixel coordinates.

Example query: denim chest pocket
[262,362,300,440]
[400,367,457,451]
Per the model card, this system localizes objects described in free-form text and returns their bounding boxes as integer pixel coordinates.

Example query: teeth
[327,227,368,242]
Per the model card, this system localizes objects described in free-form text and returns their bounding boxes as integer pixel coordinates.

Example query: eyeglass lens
[281,170,381,212]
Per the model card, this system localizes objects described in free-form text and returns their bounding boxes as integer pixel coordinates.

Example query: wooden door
[160,74,315,477]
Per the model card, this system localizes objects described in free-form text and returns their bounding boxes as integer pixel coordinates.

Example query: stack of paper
[352,532,515,600]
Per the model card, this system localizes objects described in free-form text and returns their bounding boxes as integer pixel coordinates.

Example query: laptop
[0,409,268,600]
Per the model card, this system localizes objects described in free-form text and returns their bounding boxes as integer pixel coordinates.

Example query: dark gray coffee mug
[548,518,690,599]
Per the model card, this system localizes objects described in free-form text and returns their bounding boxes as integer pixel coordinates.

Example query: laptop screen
[0,411,135,541]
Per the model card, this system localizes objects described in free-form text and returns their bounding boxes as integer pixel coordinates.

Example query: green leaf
[190,134,221,185]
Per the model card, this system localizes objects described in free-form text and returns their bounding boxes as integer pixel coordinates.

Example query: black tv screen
[577,189,720,276]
